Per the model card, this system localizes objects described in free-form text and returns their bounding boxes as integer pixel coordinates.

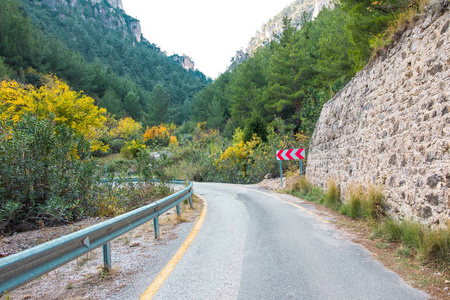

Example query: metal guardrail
[0,181,194,294]
[100,177,189,185]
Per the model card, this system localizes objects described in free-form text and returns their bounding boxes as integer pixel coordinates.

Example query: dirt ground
[1,181,449,299]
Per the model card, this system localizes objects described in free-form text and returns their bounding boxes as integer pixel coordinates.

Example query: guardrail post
[153,217,160,239]
[103,242,111,271]
[279,161,283,187]
[188,195,193,209]
[176,204,181,216]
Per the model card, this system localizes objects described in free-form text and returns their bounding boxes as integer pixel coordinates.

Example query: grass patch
[369,0,426,59]
[419,223,450,272]
[321,179,341,211]
[374,219,450,272]
[288,176,323,202]
[340,184,364,218]
[396,245,412,258]
[340,185,386,221]
[376,242,390,249]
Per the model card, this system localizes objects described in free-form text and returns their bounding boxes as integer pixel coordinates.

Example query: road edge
[139,194,207,299]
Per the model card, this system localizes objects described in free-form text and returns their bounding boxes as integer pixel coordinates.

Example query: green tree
[123,90,142,120]
[340,0,400,70]
[99,86,124,117]
[228,48,268,128]
[265,16,307,125]
[148,84,170,126]
[243,113,268,143]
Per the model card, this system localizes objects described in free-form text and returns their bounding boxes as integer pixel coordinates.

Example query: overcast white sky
[121,0,294,79]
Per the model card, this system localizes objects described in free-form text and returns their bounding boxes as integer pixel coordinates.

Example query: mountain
[228,0,333,69]
[18,0,209,124]
[312,0,334,19]
[245,0,316,55]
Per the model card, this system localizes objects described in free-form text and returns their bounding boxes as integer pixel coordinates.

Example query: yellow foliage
[232,127,244,144]
[295,131,308,143]
[215,131,261,175]
[120,139,146,159]
[169,135,178,146]
[0,77,107,151]
[196,121,207,131]
[143,123,177,144]
[109,117,142,140]
[97,196,125,217]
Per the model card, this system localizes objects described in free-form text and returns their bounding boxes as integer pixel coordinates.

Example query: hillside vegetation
[1,0,209,126]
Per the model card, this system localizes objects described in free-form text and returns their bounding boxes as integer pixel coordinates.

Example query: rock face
[91,0,123,10]
[170,54,195,71]
[245,0,316,55]
[306,10,450,225]
[312,0,333,19]
[39,0,141,42]
[229,50,249,71]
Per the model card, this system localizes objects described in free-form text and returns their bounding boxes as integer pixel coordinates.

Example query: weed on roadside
[321,179,341,210]
[288,176,323,202]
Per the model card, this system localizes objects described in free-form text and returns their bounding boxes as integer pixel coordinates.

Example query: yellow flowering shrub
[120,139,146,159]
[169,135,178,146]
[143,122,177,146]
[96,196,125,217]
[109,117,142,140]
[214,128,261,178]
[0,77,107,151]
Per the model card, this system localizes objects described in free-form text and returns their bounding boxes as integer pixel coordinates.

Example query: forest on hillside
[0,0,209,126]
[191,0,424,137]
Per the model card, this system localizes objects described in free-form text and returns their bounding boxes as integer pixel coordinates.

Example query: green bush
[109,139,125,154]
[105,158,132,175]
[120,139,146,159]
[0,116,97,232]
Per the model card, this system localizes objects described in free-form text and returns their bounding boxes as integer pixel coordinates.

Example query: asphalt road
[151,182,428,299]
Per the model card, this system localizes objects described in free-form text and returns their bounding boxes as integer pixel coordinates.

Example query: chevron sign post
[276,148,306,161]
[276,148,306,187]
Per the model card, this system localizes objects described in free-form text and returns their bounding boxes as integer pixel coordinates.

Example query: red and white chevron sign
[276,148,305,160]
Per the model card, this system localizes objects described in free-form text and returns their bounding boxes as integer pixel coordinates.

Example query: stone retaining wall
[306,10,449,225]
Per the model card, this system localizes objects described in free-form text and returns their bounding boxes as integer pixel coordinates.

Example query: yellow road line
[285,201,329,223]
[140,195,208,300]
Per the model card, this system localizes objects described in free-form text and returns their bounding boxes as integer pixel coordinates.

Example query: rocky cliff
[231,0,329,68]
[306,9,449,225]
[170,54,195,71]
[312,0,333,19]
[36,0,142,41]
[245,0,316,55]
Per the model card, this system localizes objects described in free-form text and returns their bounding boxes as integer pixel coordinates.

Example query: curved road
[151,182,427,299]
